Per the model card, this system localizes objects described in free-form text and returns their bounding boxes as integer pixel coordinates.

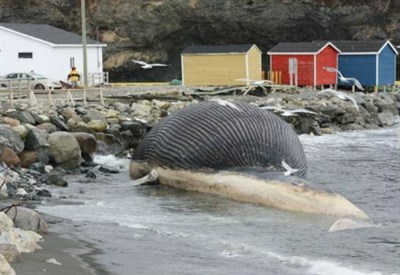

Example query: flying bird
[260,106,317,116]
[318,88,359,111]
[132,60,170,69]
[323,67,364,91]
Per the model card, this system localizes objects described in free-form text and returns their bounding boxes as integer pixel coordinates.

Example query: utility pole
[81,0,88,88]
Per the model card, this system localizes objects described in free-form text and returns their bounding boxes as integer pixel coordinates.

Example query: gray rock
[29,162,45,174]
[47,131,82,169]
[31,112,48,124]
[25,128,50,164]
[36,122,57,133]
[114,102,131,113]
[45,167,67,187]
[11,125,28,140]
[6,110,36,125]
[378,111,396,126]
[5,206,48,234]
[95,133,124,155]
[87,119,108,132]
[50,116,69,131]
[120,121,148,137]
[25,128,49,150]
[75,106,88,115]
[81,109,105,123]
[70,132,97,162]
[0,125,25,154]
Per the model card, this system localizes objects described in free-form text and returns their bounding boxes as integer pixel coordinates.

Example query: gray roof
[182,44,257,54]
[324,40,396,53]
[268,42,333,53]
[0,23,103,45]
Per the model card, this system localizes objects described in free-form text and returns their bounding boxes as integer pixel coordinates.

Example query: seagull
[282,160,299,176]
[318,88,359,111]
[323,67,364,91]
[260,105,317,116]
[210,98,240,111]
[132,60,170,69]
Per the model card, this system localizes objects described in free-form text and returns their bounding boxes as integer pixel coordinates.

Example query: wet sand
[10,215,111,275]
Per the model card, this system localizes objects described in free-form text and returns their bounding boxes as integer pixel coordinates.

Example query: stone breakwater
[0,89,399,274]
[252,90,399,135]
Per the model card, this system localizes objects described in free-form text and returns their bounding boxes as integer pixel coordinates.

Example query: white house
[0,23,106,84]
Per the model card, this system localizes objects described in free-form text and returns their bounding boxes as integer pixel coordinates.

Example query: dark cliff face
[1,0,399,82]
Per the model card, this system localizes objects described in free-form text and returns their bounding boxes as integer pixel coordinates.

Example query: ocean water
[38,126,400,275]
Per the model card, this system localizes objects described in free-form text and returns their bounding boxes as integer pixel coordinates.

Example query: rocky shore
[0,87,399,274]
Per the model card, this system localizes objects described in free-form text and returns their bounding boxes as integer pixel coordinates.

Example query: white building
[0,23,106,84]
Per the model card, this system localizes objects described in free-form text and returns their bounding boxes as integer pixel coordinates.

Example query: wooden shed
[332,40,398,86]
[181,44,262,86]
[267,42,341,86]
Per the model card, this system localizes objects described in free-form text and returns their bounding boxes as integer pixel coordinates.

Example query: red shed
[267,42,341,86]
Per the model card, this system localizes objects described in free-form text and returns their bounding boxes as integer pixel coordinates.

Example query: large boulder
[36,122,57,134]
[0,147,20,168]
[0,212,42,262]
[0,125,24,154]
[5,207,48,234]
[0,117,20,127]
[50,116,69,131]
[25,128,50,165]
[0,253,16,275]
[71,132,97,161]
[87,119,108,132]
[47,131,82,169]
[18,151,39,169]
[11,125,28,140]
[6,110,35,125]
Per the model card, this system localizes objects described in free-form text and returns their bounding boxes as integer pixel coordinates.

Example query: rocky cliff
[1,0,399,82]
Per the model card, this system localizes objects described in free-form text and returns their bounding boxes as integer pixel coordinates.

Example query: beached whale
[129,100,369,220]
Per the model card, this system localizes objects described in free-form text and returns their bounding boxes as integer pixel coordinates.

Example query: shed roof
[327,40,398,55]
[312,40,398,55]
[181,44,258,54]
[267,41,340,54]
[0,23,104,46]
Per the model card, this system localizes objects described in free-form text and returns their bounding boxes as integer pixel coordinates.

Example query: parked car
[0,72,62,90]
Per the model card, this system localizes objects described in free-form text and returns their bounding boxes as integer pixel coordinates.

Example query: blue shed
[332,40,398,87]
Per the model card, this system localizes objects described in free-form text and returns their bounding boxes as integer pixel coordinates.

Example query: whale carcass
[130,100,369,220]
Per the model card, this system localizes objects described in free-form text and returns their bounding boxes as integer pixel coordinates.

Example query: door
[288,58,298,86]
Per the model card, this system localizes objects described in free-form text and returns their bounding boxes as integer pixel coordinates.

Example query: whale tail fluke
[328,218,377,232]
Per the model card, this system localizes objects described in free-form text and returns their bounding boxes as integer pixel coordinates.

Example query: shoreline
[11,213,111,275]
[1,89,399,274]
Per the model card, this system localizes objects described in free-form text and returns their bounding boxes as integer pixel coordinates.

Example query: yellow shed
[181,44,262,86]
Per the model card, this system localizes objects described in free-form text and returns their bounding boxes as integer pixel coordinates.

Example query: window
[5,73,18,79]
[18,52,33,58]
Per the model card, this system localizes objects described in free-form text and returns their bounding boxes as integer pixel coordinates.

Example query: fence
[88,72,109,87]
[0,79,35,90]
[266,71,282,84]
[0,88,107,109]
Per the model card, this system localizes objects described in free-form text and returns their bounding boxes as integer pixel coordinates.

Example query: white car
[0,72,62,90]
